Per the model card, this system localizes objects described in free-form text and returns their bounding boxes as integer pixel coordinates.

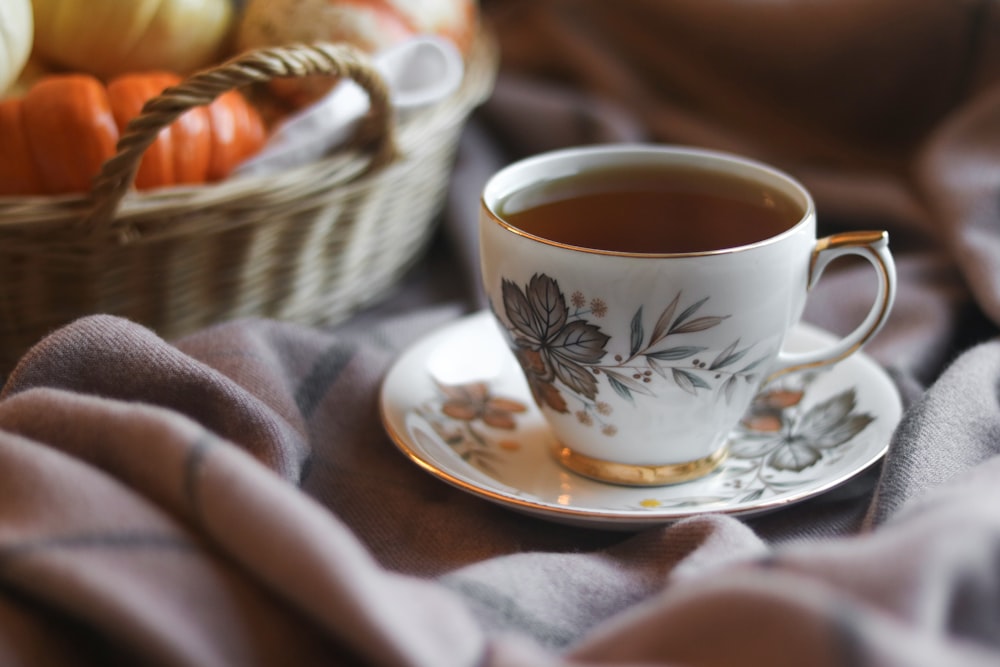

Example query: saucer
[379,311,902,530]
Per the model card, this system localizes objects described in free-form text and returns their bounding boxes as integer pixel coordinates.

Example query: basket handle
[83,42,398,231]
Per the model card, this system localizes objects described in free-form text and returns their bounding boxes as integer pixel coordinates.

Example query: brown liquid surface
[499,164,803,253]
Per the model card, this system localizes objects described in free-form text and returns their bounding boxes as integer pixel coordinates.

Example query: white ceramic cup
[479,144,896,486]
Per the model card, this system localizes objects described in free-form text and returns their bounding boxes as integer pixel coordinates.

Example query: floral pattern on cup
[733,383,876,473]
[492,273,771,436]
[411,368,876,506]
[636,375,876,508]
[414,381,528,476]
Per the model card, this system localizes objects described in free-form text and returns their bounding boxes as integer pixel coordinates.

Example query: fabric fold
[0,316,485,667]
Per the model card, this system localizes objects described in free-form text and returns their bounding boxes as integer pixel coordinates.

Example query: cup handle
[766,230,897,384]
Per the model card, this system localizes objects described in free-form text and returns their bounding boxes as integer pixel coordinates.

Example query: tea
[498,163,803,253]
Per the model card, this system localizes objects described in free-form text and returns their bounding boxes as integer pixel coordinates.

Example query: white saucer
[379,311,902,530]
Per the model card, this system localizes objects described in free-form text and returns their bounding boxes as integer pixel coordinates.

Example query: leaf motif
[670,315,728,335]
[722,375,738,403]
[606,373,634,402]
[671,368,711,395]
[650,293,681,344]
[604,369,655,397]
[728,434,784,459]
[488,397,528,413]
[525,274,568,341]
[646,346,706,361]
[810,414,875,449]
[668,296,709,333]
[710,339,738,369]
[769,440,822,471]
[549,354,600,400]
[794,389,857,441]
[739,355,770,373]
[441,402,478,421]
[533,380,568,413]
[629,307,644,357]
[647,356,669,379]
[436,381,483,402]
[741,412,783,432]
[463,450,501,477]
[500,279,537,342]
[549,320,609,364]
[756,389,805,409]
[739,488,766,503]
[483,409,517,430]
[513,346,552,381]
[709,338,752,370]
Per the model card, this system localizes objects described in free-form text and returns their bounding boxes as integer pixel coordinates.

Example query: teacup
[479,144,896,486]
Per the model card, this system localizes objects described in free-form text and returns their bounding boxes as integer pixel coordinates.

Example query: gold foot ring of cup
[552,443,729,486]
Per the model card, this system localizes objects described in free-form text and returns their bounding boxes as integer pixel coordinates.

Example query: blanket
[1,1,999,665]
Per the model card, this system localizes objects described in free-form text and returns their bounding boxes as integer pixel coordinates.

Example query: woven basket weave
[0,32,497,372]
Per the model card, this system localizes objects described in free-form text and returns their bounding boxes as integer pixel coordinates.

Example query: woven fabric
[0,308,998,666]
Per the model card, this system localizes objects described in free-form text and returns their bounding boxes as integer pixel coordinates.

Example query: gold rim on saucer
[551,443,729,487]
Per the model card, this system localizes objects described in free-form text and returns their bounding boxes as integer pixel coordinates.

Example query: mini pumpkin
[0,72,267,196]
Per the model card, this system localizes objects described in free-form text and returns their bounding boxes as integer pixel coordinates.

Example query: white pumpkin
[31,0,234,79]
[0,0,32,95]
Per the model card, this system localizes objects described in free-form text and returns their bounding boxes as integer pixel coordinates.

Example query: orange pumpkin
[107,72,213,189]
[0,72,267,196]
[0,100,44,195]
[21,75,119,195]
[205,90,269,182]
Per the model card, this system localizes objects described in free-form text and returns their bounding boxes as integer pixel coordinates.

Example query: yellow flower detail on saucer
[639,498,661,508]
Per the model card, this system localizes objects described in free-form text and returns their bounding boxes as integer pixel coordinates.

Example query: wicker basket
[0,31,497,372]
